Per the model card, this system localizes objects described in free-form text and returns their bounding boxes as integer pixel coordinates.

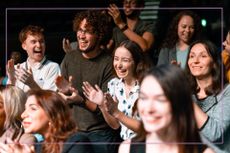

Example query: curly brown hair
[73,10,112,47]
[161,10,202,49]
[27,90,77,153]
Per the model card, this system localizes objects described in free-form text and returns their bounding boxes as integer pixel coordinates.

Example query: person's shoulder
[118,139,131,153]
[46,60,60,68]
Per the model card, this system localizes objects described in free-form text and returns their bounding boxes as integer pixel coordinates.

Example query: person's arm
[193,102,209,129]
[108,4,154,52]
[194,85,230,141]
[118,139,131,153]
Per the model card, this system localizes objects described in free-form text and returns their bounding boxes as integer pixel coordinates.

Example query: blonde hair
[2,85,26,129]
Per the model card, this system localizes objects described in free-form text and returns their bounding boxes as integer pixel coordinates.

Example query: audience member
[6,25,60,92]
[0,86,5,136]
[119,65,214,153]
[108,0,155,52]
[22,90,93,153]
[82,40,148,140]
[0,85,35,144]
[157,10,202,69]
[222,30,230,82]
[56,10,121,153]
[186,39,230,153]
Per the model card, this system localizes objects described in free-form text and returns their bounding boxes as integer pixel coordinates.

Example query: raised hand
[62,38,73,53]
[56,76,84,105]
[55,75,72,94]
[108,4,124,27]
[104,93,120,117]
[15,67,34,85]
[6,59,16,84]
[82,81,104,105]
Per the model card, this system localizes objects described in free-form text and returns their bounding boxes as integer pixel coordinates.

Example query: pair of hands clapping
[82,81,119,116]
[6,59,35,86]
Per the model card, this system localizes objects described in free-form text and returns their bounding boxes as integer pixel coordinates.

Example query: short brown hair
[19,25,44,43]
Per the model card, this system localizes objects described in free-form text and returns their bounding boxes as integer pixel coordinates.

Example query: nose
[21,109,27,119]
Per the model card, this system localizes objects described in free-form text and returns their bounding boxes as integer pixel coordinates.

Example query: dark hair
[73,10,112,46]
[19,25,44,43]
[161,10,202,49]
[27,90,76,153]
[134,65,202,153]
[114,40,148,81]
[185,39,222,95]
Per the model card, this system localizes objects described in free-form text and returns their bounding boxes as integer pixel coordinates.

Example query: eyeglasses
[77,28,95,35]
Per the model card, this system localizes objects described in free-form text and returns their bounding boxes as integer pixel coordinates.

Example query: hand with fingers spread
[15,67,35,85]
[104,93,120,117]
[62,38,73,53]
[108,4,125,28]
[82,81,104,106]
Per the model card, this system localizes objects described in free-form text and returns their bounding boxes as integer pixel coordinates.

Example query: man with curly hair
[57,10,121,153]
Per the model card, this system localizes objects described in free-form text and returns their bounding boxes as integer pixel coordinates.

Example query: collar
[26,57,47,70]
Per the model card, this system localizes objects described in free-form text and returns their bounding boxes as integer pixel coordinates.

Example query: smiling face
[22,34,45,63]
[77,19,99,53]
[113,46,135,80]
[21,95,49,135]
[177,15,195,44]
[138,75,172,134]
[188,43,213,79]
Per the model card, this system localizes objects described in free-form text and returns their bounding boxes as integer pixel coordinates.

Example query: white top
[108,77,139,140]
[15,57,61,92]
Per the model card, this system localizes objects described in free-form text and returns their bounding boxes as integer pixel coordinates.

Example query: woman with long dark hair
[119,65,213,153]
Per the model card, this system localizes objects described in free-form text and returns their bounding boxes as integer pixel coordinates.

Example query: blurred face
[21,95,49,135]
[177,15,195,44]
[188,43,213,79]
[123,0,138,17]
[22,34,45,62]
[0,96,5,131]
[138,76,172,134]
[113,46,135,79]
[77,19,98,53]
[223,32,230,51]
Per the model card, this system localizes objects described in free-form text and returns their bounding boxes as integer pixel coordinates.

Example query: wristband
[120,24,128,32]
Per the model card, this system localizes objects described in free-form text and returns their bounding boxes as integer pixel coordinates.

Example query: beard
[78,41,98,54]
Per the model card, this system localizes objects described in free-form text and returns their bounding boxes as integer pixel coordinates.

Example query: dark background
[0,0,229,76]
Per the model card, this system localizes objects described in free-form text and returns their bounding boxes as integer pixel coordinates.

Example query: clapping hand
[55,76,84,105]
[104,93,120,117]
[0,138,35,153]
[62,38,73,53]
[82,81,104,106]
